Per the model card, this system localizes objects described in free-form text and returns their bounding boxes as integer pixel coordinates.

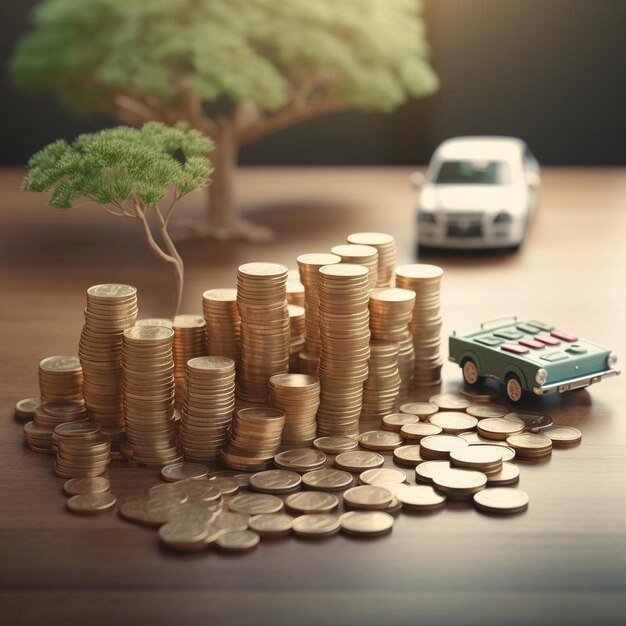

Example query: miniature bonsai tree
[22,122,213,313]
[12,0,438,241]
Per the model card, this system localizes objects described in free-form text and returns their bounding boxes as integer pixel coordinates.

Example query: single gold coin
[429,412,478,434]
[399,402,438,418]
[302,469,353,491]
[469,443,516,462]
[505,411,553,430]
[393,445,425,467]
[544,426,582,447]
[292,514,342,538]
[216,530,260,552]
[285,491,339,515]
[343,485,393,510]
[15,398,41,420]
[473,487,529,514]
[228,493,284,515]
[400,422,442,442]
[212,511,249,533]
[419,434,468,460]
[274,449,326,472]
[466,403,508,419]
[358,431,404,451]
[449,446,504,471]
[486,462,520,486]
[505,433,552,459]
[158,520,210,552]
[340,511,394,537]
[382,413,420,432]
[359,468,406,486]
[395,485,446,511]
[161,462,209,482]
[313,437,359,454]
[415,461,451,484]
[432,468,487,500]
[248,513,294,538]
[428,393,472,410]
[249,469,302,494]
[335,451,384,472]
[63,477,111,496]
[67,492,117,515]
[477,417,525,440]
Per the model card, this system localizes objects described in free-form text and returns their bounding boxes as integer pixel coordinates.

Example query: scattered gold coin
[544,426,582,447]
[292,514,341,539]
[63,477,111,496]
[473,488,529,514]
[248,513,294,538]
[340,511,394,537]
[161,462,209,483]
[67,492,117,515]
[284,491,339,515]
[216,530,260,552]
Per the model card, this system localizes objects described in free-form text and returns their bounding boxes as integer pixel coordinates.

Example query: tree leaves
[22,122,214,210]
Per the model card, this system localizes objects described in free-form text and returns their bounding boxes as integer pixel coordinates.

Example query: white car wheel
[462,360,480,385]
[505,375,524,404]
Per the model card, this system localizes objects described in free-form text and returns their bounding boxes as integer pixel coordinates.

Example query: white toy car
[412,136,540,251]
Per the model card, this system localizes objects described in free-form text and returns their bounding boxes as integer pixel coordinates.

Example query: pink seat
[501,342,530,354]
[535,334,560,346]
[551,329,578,342]
[519,338,545,349]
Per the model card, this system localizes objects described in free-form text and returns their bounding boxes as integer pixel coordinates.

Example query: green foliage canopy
[12,0,438,119]
[22,122,214,209]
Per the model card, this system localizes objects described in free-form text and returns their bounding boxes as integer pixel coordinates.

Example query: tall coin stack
[360,341,401,422]
[202,289,241,365]
[180,356,236,462]
[288,304,306,371]
[286,269,305,307]
[296,253,341,371]
[394,264,444,386]
[52,421,111,478]
[347,232,397,287]
[331,244,379,289]
[121,326,180,466]
[222,407,286,471]
[317,264,371,438]
[237,263,290,403]
[79,284,138,443]
[368,287,416,397]
[172,315,207,408]
[269,373,320,448]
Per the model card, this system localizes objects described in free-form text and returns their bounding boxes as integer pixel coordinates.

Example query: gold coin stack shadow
[236,263,290,404]
[317,263,371,438]
[202,289,241,366]
[172,315,207,409]
[360,341,401,422]
[121,325,180,466]
[79,284,138,446]
[346,232,397,288]
[180,356,236,462]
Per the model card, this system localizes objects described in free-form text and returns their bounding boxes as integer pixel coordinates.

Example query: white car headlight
[535,368,548,385]
[607,352,618,368]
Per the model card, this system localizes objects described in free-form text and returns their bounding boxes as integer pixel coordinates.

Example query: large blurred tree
[12,0,438,240]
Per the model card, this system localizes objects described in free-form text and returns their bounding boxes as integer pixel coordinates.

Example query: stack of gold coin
[360,341,401,422]
[39,356,84,408]
[288,304,306,371]
[368,287,416,397]
[79,284,138,443]
[286,269,305,307]
[237,263,290,403]
[23,399,88,453]
[269,374,320,448]
[121,326,179,466]
[180,356,236,462]
[394,264,444,386]
[317,264,371,438]
[296,253,341,367]
[172,315,207,408]
[221,407,286,471]
[202,289,240,364]
[331,244,379,289]
[52,421,111,478]
[347,232,397,287]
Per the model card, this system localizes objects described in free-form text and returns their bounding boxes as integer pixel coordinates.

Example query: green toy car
[449,316,619,404]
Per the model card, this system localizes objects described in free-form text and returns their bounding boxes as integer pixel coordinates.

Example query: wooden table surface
[1,167,625,626]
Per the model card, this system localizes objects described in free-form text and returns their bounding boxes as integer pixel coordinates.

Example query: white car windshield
[434,160,511,185]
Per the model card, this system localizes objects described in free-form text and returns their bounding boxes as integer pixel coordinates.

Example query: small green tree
[22,122,213,313]
[12,0,437,241]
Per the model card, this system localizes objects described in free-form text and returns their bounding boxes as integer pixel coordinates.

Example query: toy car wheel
[462,359,484,385]
[504,374,526,404]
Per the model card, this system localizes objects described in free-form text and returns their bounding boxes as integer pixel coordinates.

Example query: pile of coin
[39,356,84,408]
[79,284,138,443]
[52,421,111,478]
[317,264,371,438]
[287,304,305,371]
[347,232,397,287]
[222,407,286,471]
[360,341,401,421]
[269,374,320,448]
[331,244,379,289]
[394,264,444,386]
[172,315,207,408]
[368,287,416,397]
[296,253,341,369]
[121,325,180,466]
[202,289,240,365]
[237,263,290,403]
[286,269,305,307]
[180,356,236,462]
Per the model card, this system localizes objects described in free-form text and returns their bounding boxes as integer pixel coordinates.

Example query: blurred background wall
[2,0,626,166]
